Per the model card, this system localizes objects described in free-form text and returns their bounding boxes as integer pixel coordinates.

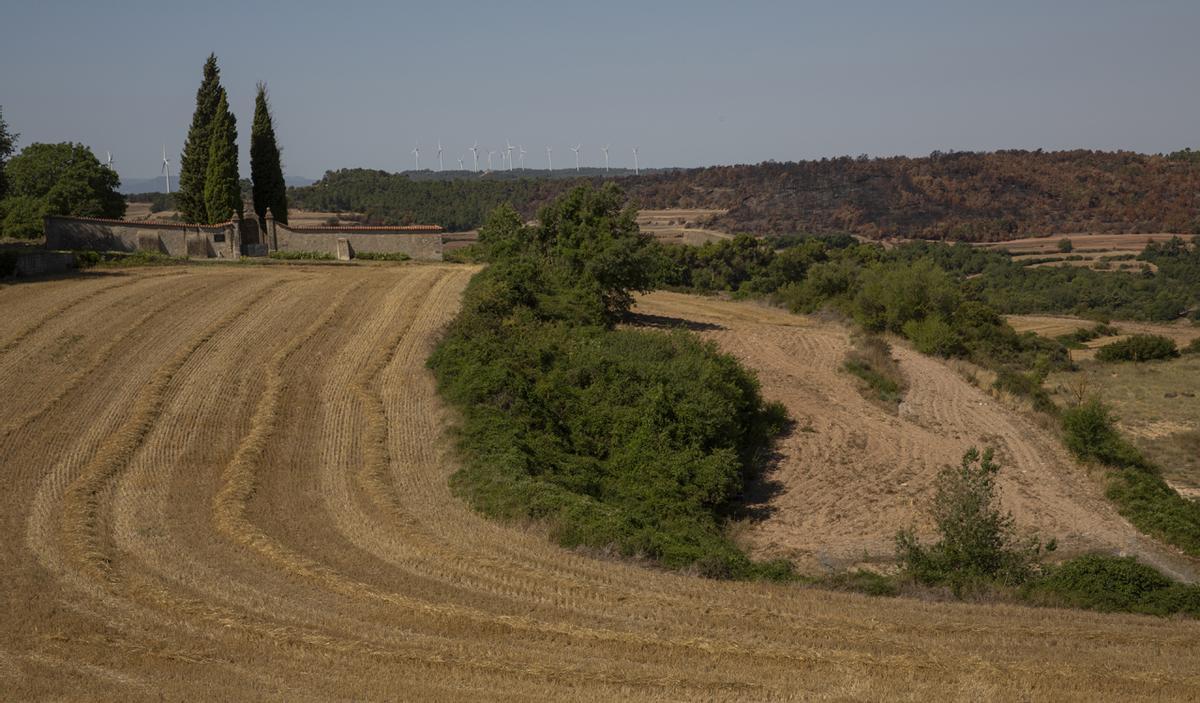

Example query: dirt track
[2,266,1199,701]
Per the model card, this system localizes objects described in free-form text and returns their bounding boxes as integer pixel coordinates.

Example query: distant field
[977,234,1188,272]
[636,209,732,245]
[1008,314,1200,493]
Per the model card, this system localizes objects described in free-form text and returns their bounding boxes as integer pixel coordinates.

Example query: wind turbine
[105,151,115,169]
[601,144,610,172]
[469,141,480,172]
[161,145,172,193]
[436,139,444,172]
[412,144,421,171]
[518,145,527,170]
[457,155,465,170]
[571,144,582,171]
[546,145,553,171]
[632,146,640,176]
[486,149,496,171]
[505,140,515,172]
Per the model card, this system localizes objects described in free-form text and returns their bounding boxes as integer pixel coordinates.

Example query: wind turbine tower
[412,144,421,171]
[571,144,582,171]
[632,146,639,176]
[161,146,172,193]
[457,155,465,170]
[437,140,444,172]
[546,145,553,171]
[487,149,496,171]
[518,145,527,170]
[601,145,610,172]
[470,141,480,172]
[505,140,515,172]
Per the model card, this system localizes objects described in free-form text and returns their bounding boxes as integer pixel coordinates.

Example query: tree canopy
[1,142,124,238]
[177,54,225,223]
[0,106,17,202]
[250,82,287,224]
[202,91,241,223]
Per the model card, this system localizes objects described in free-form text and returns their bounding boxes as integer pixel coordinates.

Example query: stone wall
[44,215,240,259]
[269,219,444,261]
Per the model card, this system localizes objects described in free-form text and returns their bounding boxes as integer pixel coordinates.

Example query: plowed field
[2,266,1198,701]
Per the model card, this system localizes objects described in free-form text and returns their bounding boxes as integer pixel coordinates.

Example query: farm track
[2,267,1199,700]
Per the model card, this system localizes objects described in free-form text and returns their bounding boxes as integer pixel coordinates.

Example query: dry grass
[636,208,733,245]
[2,268,1199,700]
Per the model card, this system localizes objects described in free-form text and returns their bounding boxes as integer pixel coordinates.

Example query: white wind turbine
[161,145,172,193]
[601,144,610,172]
[412,144,421,171]
[486,149,496,171]
[632,146,640,176]
[105,151,115,169]
[437,139,444,172]
[457,155,465,170]
[469,141,480,172]
[505,140,515,172]
[518,145,527,170]
[571,144,582,171]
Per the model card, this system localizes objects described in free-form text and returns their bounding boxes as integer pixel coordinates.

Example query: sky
[2,0,1198,182]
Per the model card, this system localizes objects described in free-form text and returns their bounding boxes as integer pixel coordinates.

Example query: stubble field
[1,265,1198,701]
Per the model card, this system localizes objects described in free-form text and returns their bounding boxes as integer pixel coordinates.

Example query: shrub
[992,368,1057,415]
[1095,334,1179,362]
[431,184,789,578]
[1025,554,1200,616]
[902,315,965,357]
[1056,323,1118,348]
[269,250,335,260]
[1057,237,1073,253]
[353,251,410,261]
[896,448,1050,592]
[1060,398,1149,469]
[843,335,907,408]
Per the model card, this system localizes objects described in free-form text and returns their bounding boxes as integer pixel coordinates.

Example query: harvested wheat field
[2,266,1199,701]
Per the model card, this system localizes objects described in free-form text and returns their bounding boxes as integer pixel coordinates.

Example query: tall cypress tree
[177,54,224,223]
[250,82,287,225]
[202,91,241,223]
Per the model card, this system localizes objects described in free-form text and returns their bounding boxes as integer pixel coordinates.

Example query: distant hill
[121,175,315,194]
[288,150,1200,241]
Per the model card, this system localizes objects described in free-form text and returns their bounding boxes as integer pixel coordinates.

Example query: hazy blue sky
[2,0,1198,181]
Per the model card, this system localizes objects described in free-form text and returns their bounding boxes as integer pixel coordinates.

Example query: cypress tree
[250,82,287,225]
[177,54,224,223]
[202,91,241,223]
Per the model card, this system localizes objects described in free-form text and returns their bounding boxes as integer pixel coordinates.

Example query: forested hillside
[288,150,1200,240]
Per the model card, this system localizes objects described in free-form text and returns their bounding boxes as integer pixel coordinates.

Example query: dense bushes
[1095,334,1179,362]
[1061,398,1200,557]
[1025,554,1200,616]
[430,184,789,578]
[896,448,1050,593]
[843,336,907,409]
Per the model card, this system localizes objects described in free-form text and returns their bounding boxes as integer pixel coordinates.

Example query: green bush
[353,250,410,261]
[431,184,789,578]
[269,250,335,260]
[1056,323,1118,348]
[993,368,1057,415]
[1060,398,1149,469]
[896,448,1050,592]
[902,315,965,357]
[1025,554,1200,616]
[1096,334,1179,362]
[843,336,907,408]
[1057,237,1073,253]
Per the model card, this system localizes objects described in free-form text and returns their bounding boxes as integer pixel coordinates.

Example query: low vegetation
[1061,398,1200,556]
[430,184,790,578]
[352,250,410,261]
[1024,554,1200,616]
[75,250,185,267]
[1096,334,1180,362]
[1056,322,1118,348]
[268,249,334,260]
[843,335,907,410]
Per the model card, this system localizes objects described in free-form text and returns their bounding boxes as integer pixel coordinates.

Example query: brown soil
[2,268,1198,700]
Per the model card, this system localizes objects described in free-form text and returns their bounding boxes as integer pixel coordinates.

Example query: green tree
[250,82,287,224]
[177,54,224,223]
[0,106,17,201]
[2,142,124,238]
[202,91,241,223]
